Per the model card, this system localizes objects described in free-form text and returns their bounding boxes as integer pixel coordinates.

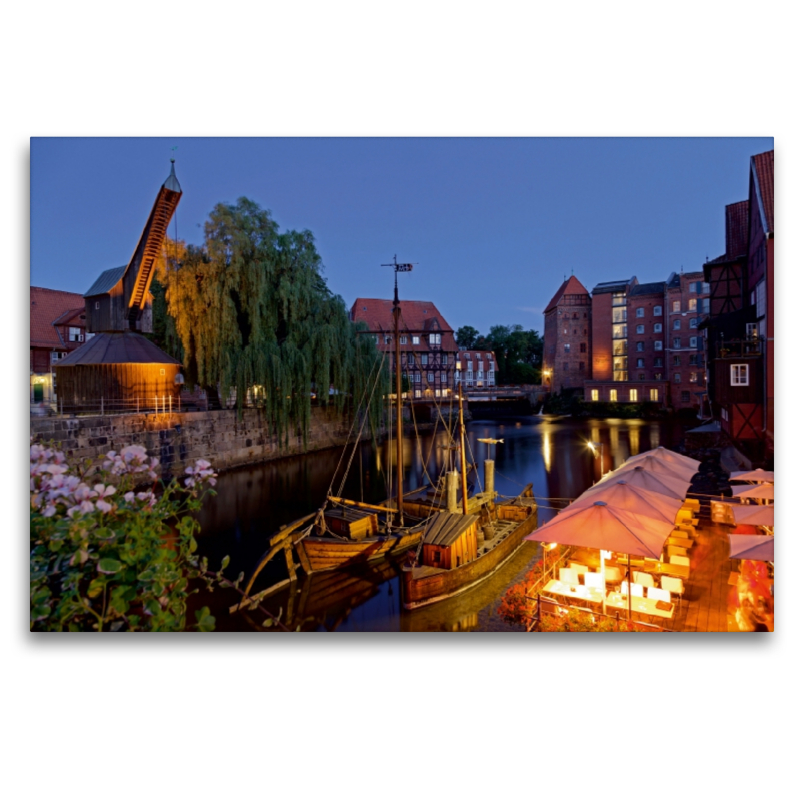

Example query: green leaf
[97,558,122,574]
[220,555,230,571]
[87,578,106,598]
[263,617,273,627]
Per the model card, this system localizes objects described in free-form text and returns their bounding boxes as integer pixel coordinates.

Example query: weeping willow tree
[153,197,387,446]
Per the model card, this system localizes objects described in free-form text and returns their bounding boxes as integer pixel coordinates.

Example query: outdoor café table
[616,557,690,581]
[605,592,674,622]
[542,580,605,608]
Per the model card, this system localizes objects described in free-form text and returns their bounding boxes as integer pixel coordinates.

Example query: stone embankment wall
[30,407,356,478]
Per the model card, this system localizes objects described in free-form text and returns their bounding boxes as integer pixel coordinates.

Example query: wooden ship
[400,397,538,610]
[240,259,473,602]
[55,162,183,413]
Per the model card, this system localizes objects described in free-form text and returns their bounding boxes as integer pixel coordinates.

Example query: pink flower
[124,492,135,503]
[96,499,114,513]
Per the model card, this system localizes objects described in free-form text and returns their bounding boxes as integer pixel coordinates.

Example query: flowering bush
[30,441,224,631]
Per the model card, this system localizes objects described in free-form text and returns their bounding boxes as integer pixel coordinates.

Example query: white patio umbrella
[526,499,674,618]
[730,468,774,483]
[589,464,690,501]
[624,446,702,473]
[728,534,774,562]
[732,504,774,527]
[616,453,698,483]
[731,484,774,502]
[573,478,683,525]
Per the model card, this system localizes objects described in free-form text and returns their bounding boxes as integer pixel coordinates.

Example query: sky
[30,136,772,335]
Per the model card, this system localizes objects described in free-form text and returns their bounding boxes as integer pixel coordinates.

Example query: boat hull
[298,528,423,574]
[401,508,538,610]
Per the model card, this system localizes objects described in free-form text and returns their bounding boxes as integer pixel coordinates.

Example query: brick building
[456,349,497,389]
[30,287,91,407]
[665,271,710,410]
[701,149,773,459]
[542,276,591,392]
[581,273,708,411]
[350,298,459,399]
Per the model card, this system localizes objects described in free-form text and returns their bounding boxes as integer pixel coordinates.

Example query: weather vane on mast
[382,255,415,307]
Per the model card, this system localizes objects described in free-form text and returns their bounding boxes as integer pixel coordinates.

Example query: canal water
[194,414,688,631]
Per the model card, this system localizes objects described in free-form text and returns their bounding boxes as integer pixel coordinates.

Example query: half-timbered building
[350,298,459,399]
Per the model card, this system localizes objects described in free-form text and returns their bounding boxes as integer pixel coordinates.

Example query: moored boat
[400,391,539,610]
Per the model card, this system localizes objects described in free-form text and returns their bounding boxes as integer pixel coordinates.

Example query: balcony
[715,338,763,359]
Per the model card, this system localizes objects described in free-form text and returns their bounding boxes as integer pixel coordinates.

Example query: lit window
[690,372,698,383]
[654,373,662,380]
[650,389,659,402]
[672,301,680,312]
[654,341,663,351]
[609,389,618,402]
[636,308,644,318]
[731,364,749,386]
[456,361,461,370]
[435,389,441,397]
[653,306,662,316]
[591,389,599,401]
[689,298,697,311]
[629,389,638,402]
[414,389,421,398]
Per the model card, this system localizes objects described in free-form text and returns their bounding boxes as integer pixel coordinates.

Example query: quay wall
[29,407,357,478]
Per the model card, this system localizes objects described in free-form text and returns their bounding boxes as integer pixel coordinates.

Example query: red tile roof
[725,200,750,258]
[30,287,86,349]
[350,298,458,350]
[544,275,590,313]
[751,149,774,235]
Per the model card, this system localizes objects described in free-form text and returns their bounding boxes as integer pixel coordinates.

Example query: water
[193,414,686,631]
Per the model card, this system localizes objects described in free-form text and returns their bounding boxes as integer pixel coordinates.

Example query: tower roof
[55,331,181,366]
[751,149,774,235]
[543,276,590,313]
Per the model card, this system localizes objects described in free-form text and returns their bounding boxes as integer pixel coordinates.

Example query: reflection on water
[196,416,683,631]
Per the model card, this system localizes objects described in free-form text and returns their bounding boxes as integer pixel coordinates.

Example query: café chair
[559,568,580,586]
[603,566,623,584]
[633,571,655,588]
[620,581,644,598]
[667,545,688,559]
[584,573,604,591]
[669,555,690,568]
[661,576,685,607]
[648,586,671,604]
[568,562,589,575]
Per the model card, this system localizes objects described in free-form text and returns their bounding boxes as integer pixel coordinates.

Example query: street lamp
[587,440,605,479]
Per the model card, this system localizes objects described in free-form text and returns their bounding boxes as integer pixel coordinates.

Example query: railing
[527,596,669,632]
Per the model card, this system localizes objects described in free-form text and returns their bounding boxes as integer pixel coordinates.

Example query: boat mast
[383,256,414,526]
[458,389,469,515]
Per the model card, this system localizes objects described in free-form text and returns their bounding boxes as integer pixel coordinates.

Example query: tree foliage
[153,198,387,444]
[455,325,480,350]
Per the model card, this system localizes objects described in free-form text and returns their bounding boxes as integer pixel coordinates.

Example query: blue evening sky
[30,137,772,336]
